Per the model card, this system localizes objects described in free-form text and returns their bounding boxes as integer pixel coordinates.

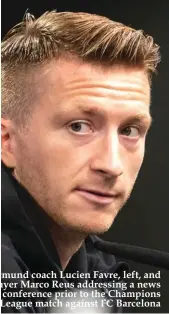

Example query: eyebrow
[75,104,152,126]
[123,113,152,127]
[75,104,105,116]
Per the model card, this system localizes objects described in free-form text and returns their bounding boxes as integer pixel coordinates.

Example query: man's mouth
[75,188,118,205]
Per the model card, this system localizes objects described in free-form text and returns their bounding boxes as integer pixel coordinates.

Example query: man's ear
[1,118,17,168]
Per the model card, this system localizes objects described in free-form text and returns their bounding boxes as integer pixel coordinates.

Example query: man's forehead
[39,58,149,85]
[35,58,150,106]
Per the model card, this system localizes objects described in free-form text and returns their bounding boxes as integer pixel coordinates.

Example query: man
[1,10,160,313]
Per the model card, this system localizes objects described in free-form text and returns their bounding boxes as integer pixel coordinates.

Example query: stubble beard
[14,152,135,236]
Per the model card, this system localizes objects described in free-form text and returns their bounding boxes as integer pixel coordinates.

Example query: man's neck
[50,224,86,270]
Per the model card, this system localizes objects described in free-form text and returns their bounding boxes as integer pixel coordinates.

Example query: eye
[68,121,92,134]
[120,126,139,138]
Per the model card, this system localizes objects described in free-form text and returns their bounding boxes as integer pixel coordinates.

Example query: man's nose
[90,133,123,178]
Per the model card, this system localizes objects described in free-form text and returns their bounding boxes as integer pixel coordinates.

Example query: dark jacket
[1,164,128,313]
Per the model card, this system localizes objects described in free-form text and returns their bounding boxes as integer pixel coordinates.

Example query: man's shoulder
[1,232,27,274]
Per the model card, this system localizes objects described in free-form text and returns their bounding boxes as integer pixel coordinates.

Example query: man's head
[1,11,160,234]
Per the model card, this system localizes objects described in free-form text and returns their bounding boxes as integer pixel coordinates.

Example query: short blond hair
[1,11,161,124]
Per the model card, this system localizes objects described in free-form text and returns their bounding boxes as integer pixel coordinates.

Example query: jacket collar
[1,163,90,276]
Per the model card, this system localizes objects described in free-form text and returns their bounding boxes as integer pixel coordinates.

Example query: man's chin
[49,206,120,235]
[60,218,115,235]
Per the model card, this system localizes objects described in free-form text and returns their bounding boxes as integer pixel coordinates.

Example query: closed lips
[76,189,117,197]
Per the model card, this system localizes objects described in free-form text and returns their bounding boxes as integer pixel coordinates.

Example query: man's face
[11,59,151,234]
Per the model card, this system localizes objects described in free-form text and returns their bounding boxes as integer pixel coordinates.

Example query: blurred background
[2,0,169,312]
